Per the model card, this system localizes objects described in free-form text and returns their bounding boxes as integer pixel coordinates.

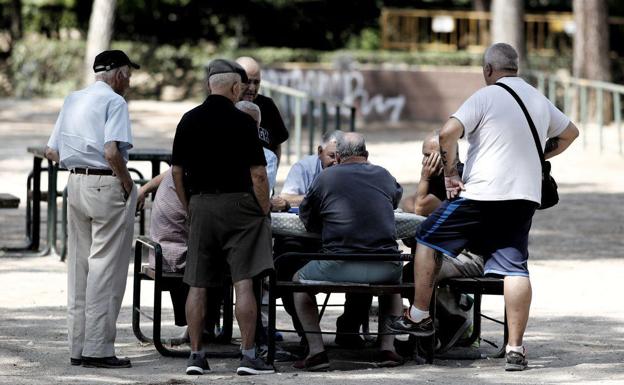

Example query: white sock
[506,345,524,354]
[408,305,430,322]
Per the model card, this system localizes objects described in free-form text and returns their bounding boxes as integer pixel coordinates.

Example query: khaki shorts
[184,192,273,287]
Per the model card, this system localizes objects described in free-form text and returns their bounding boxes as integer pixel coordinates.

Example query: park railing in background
[261,80,356,164]
[381,8,624,55]
[524,70,624,156]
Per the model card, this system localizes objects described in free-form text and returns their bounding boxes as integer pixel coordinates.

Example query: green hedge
[3,36,575,99]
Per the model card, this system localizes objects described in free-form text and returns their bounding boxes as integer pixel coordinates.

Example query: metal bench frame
[132,235,238,358]
[266,252,508,365]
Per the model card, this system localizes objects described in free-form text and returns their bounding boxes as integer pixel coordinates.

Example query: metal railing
[381,8,624,54]
[261,80,356,164]
[524,70,624,155]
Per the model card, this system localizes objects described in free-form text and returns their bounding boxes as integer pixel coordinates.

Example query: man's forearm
[104,142,133,194]
[250,165,270,214]
[439,118,463,176]
[544,122,580,160]
[413,180,442,216]
[280,193,305,207]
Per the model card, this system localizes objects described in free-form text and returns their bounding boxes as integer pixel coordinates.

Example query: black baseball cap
[93,50,140,73]
[207,59,248,83]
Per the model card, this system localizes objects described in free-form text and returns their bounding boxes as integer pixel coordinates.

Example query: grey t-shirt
[299,162,403,254]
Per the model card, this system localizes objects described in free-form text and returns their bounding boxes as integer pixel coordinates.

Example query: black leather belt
[71,168,115,176]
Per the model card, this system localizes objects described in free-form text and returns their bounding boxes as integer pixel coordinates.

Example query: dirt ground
[0,99,623,385]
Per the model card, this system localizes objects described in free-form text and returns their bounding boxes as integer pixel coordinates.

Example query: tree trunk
[573,0,611,122]
[83,0,117,86]
[490,0,525,69]
[473,0,490,12]
[10,0,23,40]
[573,0,610,82]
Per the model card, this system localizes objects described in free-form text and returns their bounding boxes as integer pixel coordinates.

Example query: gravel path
[0,99,622,384]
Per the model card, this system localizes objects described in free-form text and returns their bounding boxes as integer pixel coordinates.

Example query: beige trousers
[66,174,137,359]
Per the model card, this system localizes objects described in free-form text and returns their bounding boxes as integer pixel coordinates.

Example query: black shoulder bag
[495,82,559,210]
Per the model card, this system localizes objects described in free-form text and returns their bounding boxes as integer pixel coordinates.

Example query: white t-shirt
[47,81,133,170]
[452,76,569,203]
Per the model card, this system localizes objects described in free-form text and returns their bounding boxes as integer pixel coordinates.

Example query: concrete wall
[264,65,485,123]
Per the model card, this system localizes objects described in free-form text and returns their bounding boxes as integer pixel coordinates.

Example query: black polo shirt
[254,94,289,153]
[172,94,266,195]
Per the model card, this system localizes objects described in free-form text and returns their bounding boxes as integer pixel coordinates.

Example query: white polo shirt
[452,76,570,203]
[47,81,133,170]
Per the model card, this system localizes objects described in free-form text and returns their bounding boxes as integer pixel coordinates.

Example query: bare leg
[186,287,207,352]
[412,244,440,312]
[233,279,257,350]
[293,273,324,357]
[504,276,532,347]
[378,294,402,351]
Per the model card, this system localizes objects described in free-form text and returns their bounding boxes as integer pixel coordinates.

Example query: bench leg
[132,246,151,343]
[267,272,276,365]
[490,309,508,359]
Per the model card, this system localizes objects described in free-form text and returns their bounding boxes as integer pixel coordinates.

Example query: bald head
[422,132,439,156]
[336,132,368,163]
[236,56,262,101]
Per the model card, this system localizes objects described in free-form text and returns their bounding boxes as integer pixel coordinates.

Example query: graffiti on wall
[264,68,406,122]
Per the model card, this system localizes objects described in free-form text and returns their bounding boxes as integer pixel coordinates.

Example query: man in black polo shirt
[171,59,275,376]
[236,56,289,162]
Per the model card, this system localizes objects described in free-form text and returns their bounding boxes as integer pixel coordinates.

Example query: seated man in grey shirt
[272,130,375,349]
[292,132,404,371]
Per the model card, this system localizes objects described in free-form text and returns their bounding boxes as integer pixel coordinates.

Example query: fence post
[308,99,315,155]
[335,105,341,131]
[284,94,292,164]
[580,85,588,150]
[597,89,604,153]
[294,97,302,162]
[321,102,328,135]
[548,77,556,105]
[615,91,622,155]
[349,107,356,132]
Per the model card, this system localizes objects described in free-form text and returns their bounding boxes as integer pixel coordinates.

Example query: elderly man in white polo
[45,50,139,369]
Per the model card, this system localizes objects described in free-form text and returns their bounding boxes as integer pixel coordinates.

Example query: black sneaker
[237,356,276,375]
[81,356,131,368]
[186,352,210,375]
[387,312,435,337]
[505,349,528,371]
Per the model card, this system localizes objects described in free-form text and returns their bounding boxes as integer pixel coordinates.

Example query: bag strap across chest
[495,82,546,170]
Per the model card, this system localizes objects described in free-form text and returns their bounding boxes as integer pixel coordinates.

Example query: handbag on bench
[495,82,559,210]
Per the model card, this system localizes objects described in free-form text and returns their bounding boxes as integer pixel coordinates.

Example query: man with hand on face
[401,133,484,353]
[45,50,139,369]
[236,56,289,163]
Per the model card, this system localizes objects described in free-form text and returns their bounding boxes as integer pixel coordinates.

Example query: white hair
[95,65,130,82]
[484,43,519,72]
[235,101,261,124]
[337,132,367,158]
[320,130,344,149]
[208,72,241,90]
